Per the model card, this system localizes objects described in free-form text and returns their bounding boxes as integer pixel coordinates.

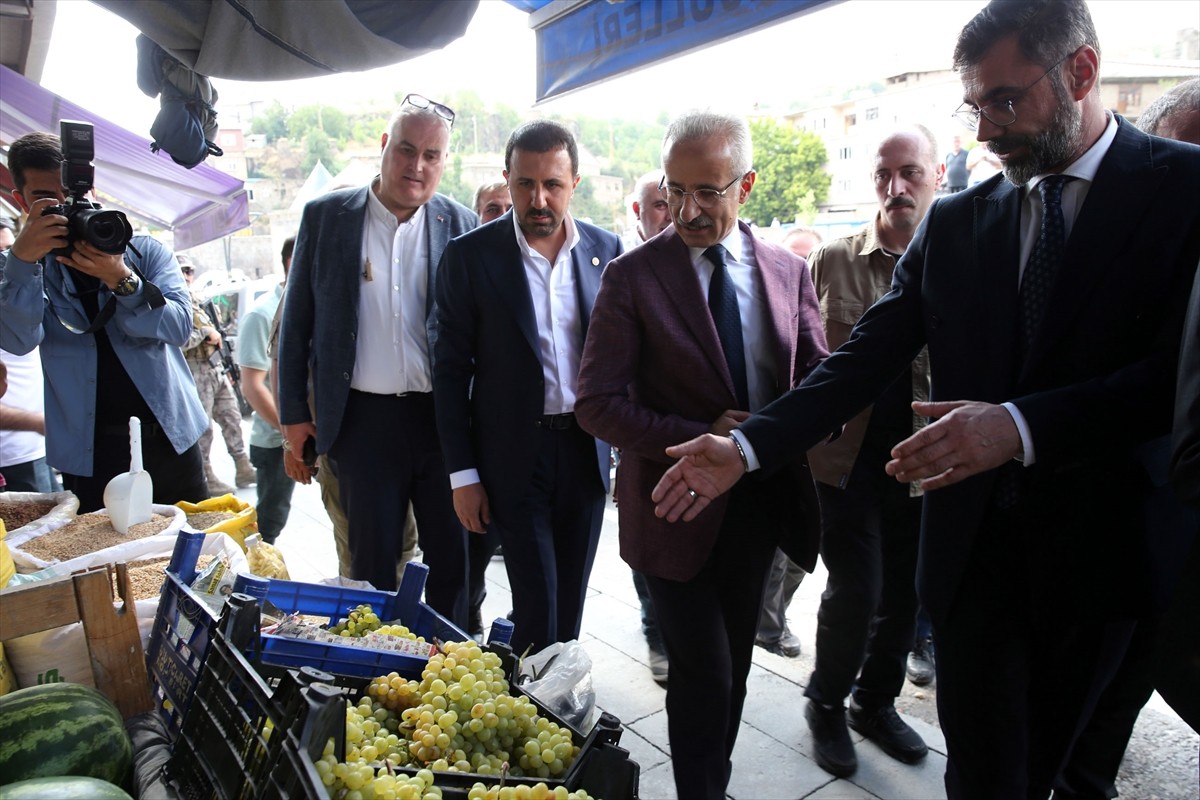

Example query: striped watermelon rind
[0,683,132,787]
[0,775,133,799]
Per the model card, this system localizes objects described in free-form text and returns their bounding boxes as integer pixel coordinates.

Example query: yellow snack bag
[176,495,258,551]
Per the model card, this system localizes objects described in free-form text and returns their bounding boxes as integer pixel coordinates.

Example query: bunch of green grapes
[314,739,442,800]
[375,623,421,641]
[368,671,424,713]
[395,640,581,778]
[330,603,384,637]
[465,784,599,800]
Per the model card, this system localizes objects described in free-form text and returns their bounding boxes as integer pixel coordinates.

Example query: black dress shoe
[847,700,929,764]
[805,700,857,777]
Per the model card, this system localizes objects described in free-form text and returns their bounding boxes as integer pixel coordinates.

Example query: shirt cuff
[729,429,761,472]
[449,469,481,489]
[1001,402,1035,465]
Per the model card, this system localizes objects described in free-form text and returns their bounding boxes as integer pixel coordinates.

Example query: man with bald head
[801,125,942,778]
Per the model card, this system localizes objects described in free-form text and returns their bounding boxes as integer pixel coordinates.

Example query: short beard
[997,80,1082,186]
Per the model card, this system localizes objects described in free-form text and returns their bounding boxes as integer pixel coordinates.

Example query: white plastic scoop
[103,416,154,534]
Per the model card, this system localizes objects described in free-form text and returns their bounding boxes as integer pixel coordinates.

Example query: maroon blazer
[575,221,828,582]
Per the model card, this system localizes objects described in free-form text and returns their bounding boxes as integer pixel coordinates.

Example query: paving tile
[727,723,834,799]
[636,759,679,800]
[844,745,948,800]
[587,637,668,725]
[801,779,881,799]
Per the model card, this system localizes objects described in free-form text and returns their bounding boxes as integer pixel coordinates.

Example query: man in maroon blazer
[575,110,828,799]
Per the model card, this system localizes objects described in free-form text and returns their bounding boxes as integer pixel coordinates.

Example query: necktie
[704,245,749,410]
[1018,175,1074,360]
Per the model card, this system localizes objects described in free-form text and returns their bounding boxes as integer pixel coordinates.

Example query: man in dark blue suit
[651,2,1200,797]
[434,121,621,656]
[277,95,477,623]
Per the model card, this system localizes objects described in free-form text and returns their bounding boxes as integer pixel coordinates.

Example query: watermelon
[0,683,132,787]
[0,775,133,799]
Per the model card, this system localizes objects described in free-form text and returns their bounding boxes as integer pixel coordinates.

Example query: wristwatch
[112,271,140,297]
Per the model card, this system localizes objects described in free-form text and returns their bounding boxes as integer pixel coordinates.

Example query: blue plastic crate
[147,530,501,736]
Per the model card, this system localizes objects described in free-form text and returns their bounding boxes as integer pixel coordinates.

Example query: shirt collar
[512,211,580,260]
[687,223,745,264]
[366,177,427,229]
[1027,111,1118,194]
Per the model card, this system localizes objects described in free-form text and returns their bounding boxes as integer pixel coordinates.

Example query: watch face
[114,274,139,296]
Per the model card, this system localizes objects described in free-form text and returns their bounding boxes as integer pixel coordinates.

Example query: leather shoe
[805,700,856,777]
[847,700,928,764]
[755,628,802,658]
[906,637,935,687]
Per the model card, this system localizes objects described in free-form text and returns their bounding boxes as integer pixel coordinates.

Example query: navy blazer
[432,212,622,513]
[742,117,1200,626]
[277,186,477,453]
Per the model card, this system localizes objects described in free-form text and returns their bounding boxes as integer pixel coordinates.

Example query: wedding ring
[687,489,698,500]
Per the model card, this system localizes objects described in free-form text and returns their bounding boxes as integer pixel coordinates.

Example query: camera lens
[70,208,133,254]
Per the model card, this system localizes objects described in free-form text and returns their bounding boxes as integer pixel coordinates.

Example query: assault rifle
[202,298,253,418]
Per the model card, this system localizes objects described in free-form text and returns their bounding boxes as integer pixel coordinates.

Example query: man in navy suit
[277,95,477,624]
[433,121,621,655]
[651,2,1200,797]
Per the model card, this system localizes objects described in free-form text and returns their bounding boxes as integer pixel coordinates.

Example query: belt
[537,413,575,430]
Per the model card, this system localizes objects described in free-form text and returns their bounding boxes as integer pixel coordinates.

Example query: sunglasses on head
[402,93,455,127]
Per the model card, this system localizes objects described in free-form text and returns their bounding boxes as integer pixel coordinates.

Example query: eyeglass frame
[402,93,456,128]
[952,49,1076,131]
[659,172,747,209]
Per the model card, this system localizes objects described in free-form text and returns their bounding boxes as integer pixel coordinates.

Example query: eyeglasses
[659,173,745,209]
[952,50,1074,131]
[402,93,455,127]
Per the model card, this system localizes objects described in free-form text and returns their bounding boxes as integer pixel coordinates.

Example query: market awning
[0,65,248,249]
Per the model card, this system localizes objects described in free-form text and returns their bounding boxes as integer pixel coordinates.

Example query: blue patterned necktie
[1018,175,1074,360]
[704,245,749,410]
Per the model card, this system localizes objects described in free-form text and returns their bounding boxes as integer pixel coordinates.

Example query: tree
[250,100,289,143]
[742,119,830,228]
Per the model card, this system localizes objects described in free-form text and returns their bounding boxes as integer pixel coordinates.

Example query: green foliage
[291,105,351,144]
[301,131,343,176]
[742,119,830,227]
[249,100,288,142]
[440,154,475,209]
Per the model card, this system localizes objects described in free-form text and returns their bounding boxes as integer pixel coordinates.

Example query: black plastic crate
[165,594,347,800]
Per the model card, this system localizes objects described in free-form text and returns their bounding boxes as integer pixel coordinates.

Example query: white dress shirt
[352,187,432,395]
[449,213,586,490]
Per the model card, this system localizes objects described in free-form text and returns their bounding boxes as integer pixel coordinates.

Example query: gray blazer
[277,186,477,453]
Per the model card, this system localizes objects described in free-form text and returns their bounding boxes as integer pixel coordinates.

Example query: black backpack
[136,35,223,169]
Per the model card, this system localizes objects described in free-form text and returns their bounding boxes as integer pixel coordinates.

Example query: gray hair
[662,111,753,178]
[632,170,664,200]
[473,180,507,215]
[387,102,452,140]
[1138,78,1200,136]
[953,0,1099,73]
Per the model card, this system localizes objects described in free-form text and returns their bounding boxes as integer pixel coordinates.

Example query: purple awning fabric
[0,65,248,249]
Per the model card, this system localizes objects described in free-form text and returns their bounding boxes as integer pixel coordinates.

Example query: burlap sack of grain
[4,623,96,689]
[1,492,79,574]
[7,504,186,575]
[175,494,258,551]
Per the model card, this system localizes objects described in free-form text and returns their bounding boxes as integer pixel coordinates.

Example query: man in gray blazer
[277,95,477,625]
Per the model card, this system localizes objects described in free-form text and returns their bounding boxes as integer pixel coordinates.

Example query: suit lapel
[748,224,798,395]
[1023,118,1163,378]
[484,213,540,355]
[337,188,370,317]
[571,222,605,341]
[424,195,452,317]
[649,230,734,397]
[973,180,1023,394]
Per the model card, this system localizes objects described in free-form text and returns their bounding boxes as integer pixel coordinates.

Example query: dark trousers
[935,512,1135,800]
[329,390,468,626]
[249,444,295,544]
[806,448,922,709]
[466,526,499,636]
[63,427,207,512]
[492,424,604,656]
[645,479,781,800]
[630,569,663,652]
[0,457,59,494]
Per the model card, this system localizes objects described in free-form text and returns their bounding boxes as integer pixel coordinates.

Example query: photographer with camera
[0,129,209,510]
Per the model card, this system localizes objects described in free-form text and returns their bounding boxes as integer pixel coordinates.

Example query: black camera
[41,120,133,257]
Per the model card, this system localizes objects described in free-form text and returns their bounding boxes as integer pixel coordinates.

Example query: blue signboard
[535,0,838,101]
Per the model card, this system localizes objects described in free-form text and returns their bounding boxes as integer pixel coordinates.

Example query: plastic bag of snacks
[245,533,289,579]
